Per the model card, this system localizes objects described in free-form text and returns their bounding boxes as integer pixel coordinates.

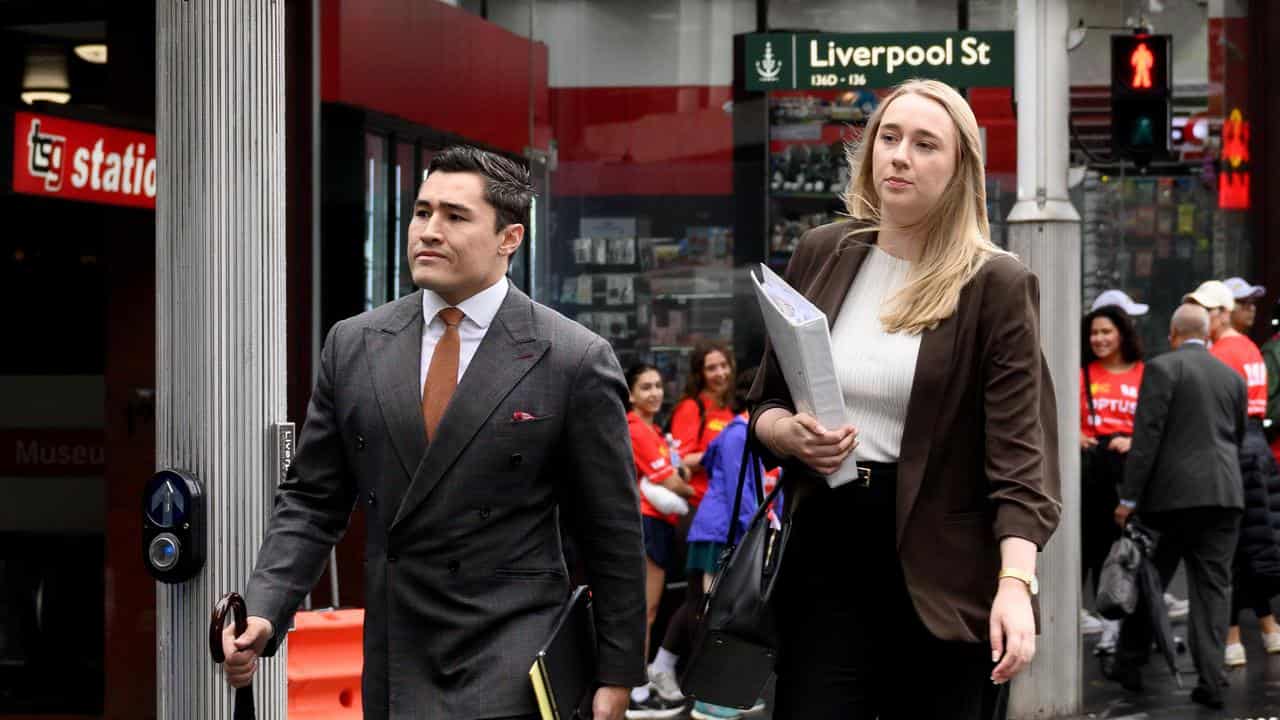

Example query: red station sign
[11,111,156,209]
[1219,108,1250,210]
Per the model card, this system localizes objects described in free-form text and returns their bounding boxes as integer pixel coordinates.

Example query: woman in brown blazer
[749,79,1061,719]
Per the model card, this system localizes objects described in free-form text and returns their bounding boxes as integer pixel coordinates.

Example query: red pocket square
[512,411,539,422]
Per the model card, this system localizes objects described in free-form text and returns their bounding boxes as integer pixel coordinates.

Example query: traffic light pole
[155,2,288,718]
[1007,0,1083,717]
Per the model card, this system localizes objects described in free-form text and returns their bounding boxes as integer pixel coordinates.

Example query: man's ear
[498,224,525,257]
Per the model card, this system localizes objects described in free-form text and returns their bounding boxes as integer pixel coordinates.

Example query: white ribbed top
[829,247,922,463]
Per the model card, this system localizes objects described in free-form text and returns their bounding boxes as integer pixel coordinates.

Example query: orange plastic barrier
[287,608,364,719]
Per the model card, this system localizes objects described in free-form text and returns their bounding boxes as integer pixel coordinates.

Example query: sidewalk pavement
[644,610,1280,719]
[1079,609,1280,719]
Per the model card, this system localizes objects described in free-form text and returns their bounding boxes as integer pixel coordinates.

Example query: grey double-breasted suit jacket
[244,284,646,719]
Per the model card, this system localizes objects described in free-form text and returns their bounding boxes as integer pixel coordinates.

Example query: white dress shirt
[419,276,509,393]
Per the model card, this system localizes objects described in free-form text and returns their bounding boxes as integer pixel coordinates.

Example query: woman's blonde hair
[842,78,1009,335]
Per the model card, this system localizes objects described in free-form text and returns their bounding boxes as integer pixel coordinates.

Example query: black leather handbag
[679,438,788,709]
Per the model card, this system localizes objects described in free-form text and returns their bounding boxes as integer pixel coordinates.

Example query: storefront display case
[544,210,736,414]
[765,89,875,270]
[1079,164,1244,354]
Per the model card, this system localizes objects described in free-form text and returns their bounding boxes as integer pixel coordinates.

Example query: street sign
[744,32,1014,91]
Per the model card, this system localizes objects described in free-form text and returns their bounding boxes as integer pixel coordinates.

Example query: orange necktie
[422,307,464,440]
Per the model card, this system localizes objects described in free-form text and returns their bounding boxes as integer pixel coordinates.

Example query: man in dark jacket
[1112,303,1246,709]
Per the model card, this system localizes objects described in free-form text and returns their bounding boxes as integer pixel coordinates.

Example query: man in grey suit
[1111,303,1246,709]
[221,146,646,719]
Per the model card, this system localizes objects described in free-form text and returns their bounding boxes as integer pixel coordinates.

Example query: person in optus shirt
[633,342,735,716]
[1225,276,1266,336]
[1079,304,1144,649]
[668,342,737,504]
[1186,279,1280,667]
[624,363,696,718]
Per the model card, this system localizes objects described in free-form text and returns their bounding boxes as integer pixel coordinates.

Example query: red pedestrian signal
[1112,34,1168,96]
[1111,34,1171,164]
[1129,42,1154,89]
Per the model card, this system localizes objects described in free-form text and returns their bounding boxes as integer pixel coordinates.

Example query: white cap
[1183,280,1236,311]
[1223,277,1266,301]
[1090,289,1149,316]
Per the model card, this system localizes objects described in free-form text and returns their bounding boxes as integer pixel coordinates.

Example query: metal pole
[1007,0,1083,717]
[328,549,341,608]
[155,1,288,717]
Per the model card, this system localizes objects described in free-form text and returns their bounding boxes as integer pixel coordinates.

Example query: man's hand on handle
[221,616,273,689]
[1114,503,1134,528]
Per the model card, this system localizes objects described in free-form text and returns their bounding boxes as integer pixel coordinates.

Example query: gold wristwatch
[998,568,1039,596]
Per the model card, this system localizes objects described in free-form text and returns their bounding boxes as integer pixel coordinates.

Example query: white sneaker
[1264,631,1280,654]
[1081,609,1105,635]
[647,664,685,702]
[1164,592,1190,620]
[1225,642,1246,667]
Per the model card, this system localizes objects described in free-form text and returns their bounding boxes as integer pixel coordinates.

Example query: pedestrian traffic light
[1111,34,1171,164]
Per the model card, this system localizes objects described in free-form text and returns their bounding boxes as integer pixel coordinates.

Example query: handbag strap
[725,432,764,548]
[1083,361,1097,429]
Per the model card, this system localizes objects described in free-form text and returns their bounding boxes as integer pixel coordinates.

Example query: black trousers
[1082,441,1124,593]
[1231,420,1280,624]
[773,463,1004,720]
[659,508,703,656]
[1231,576,1274,624]
[1117,507,1240,698]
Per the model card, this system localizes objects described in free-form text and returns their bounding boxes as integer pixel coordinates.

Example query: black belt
[851,461,897,488]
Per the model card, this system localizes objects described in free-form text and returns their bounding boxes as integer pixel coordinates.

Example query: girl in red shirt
[1080,305,1145,645]
[625,363,697,715]
[639,342,736,711]
[668,342,736,505]
[625,364,693,642]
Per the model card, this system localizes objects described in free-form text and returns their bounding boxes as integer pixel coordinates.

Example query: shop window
[1079,169,1251,355]
[0,195,108,713]
[394,141,417,299]
[364,133,389,311]
[541,209,736,417]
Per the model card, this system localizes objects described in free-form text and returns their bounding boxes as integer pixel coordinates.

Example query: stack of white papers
[751,264,860,488]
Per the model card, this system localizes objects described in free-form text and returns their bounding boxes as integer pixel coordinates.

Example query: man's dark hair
[1082,304,1145,365]
[427,146,533,233]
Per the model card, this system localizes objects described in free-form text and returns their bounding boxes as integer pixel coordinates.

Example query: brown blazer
[749,220,1062,643]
